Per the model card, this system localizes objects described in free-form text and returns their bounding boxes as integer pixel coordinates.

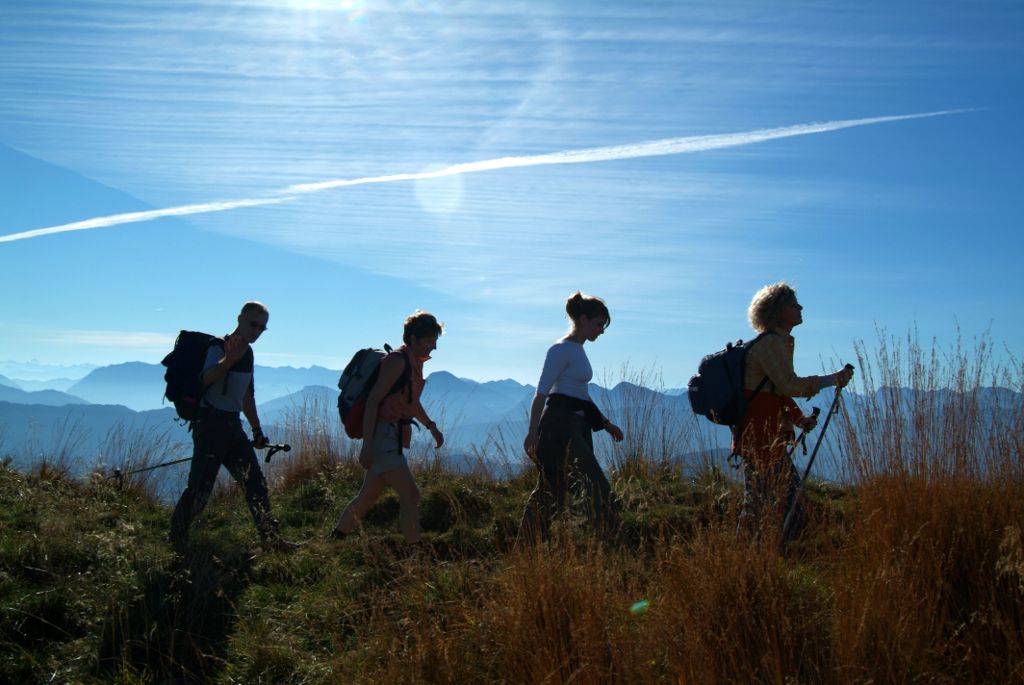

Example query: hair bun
[564,291,610,327]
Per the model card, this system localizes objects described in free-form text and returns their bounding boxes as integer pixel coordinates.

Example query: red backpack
[337,345,411,438]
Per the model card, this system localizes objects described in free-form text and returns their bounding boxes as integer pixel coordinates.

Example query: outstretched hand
[605,422,624,442]
[796,415,818,432]
[224,332,250,364]
[835,366,854,388]
[523,433,539,465]
[429,425,445,448]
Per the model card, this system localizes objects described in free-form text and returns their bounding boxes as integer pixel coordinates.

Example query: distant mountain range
[49,361,340,411]
[0,383,89,406]
[0,359,706,473]
[1,359,1019,491]
[0,359,98,384]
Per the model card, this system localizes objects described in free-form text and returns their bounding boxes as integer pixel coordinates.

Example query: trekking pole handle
[262,443,292,463]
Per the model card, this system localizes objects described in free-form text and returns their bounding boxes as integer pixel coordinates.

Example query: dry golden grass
[2,330,1021,683]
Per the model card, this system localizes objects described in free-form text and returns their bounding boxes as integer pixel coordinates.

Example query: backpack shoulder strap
[203,335,229,399]
[746,330,779,392]
[402,350,413,403]
[735,332,778,435]
[382,349,414,400]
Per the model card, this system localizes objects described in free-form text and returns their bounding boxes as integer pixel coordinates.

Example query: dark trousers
[169,411,278,542]
[519,405,619,542]
[737,458,802,543]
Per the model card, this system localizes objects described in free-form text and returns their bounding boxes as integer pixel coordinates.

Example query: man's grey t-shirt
[200,340,254,413]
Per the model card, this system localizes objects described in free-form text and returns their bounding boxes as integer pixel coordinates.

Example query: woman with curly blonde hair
[736,282,853,543]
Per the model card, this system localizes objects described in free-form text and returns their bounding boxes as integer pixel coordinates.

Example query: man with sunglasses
[169,301,300,552]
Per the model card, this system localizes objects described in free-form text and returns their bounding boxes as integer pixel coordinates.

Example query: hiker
[168,301,299,551]
[518,292,625,543]
[329,311,444,545]
[735,282,853,543]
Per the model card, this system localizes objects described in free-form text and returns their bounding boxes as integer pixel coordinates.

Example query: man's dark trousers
[169,409,278,542]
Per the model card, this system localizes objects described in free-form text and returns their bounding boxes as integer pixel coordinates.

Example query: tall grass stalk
[4,330,1022,683]
[826,330,1024,681]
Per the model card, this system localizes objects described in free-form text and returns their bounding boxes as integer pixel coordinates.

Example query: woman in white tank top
[519,292,625,543]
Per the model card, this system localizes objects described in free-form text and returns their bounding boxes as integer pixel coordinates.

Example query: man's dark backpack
[687,332,773,426]
[161,331,221,421]
[337,345,412,439]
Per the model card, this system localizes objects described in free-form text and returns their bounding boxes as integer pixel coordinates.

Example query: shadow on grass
[96,542,255,683]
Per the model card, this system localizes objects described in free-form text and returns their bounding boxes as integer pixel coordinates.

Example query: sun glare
[289,0,367,21]
[414,166,465,215]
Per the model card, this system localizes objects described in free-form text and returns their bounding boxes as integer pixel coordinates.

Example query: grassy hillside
[2,334,1022,683]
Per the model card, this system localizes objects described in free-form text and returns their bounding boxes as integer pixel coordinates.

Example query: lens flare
[629,600,650,615]
[340,0,367,22]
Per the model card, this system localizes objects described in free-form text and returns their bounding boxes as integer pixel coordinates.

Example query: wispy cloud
[43,330,176,348]
[0,110,965,244]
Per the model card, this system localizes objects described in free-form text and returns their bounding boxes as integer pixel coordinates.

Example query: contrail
[1,110,966,243]
[0,197,292,243]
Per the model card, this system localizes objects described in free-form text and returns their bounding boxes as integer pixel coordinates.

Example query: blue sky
[1,0,1021,387]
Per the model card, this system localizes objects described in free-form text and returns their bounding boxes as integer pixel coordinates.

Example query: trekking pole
[110,441,291,484]
[781,363,854,543]
[111,456,194,484]
[786,406,821,461]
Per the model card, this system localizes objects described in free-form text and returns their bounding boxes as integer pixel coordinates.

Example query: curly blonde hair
[747,282,796,333]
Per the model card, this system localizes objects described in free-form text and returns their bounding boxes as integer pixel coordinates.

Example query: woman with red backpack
[329,311,444,546]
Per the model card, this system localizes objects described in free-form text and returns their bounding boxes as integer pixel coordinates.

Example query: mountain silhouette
[68,362,164,410]
[64,362,343,411]
[4,351,1021,488]
[0,385,89,406]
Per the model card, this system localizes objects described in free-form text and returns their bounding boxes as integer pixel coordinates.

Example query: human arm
[753,336,846,399]
[414,403,444,448]
[242,383,267,448]
[202,334,249,388]
[359,354,405,469]
[522,392,548,462]
[601,417,624,442]
[779,396,820,431]
[523,344,570,460]
[795,368,853,430]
